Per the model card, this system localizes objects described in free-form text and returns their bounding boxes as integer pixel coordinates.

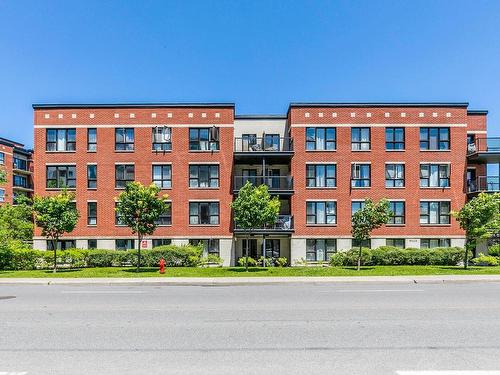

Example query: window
[388,201,405,225]
[152,127,172,151]
[152,239,172,248]
[385,164,405,187]
[115,202,125,226]
[115,164,134,188]
[352,239,371,248]
[115,128,134,151]
[420,127,450,150]
[87,202,97,225]
[306,127,336,150]
[351,201,365,216]
[47,240,76,250]
[155,205,172,226]
[152,165,172,189]
[264,134,280,151]
[306,164,336,187]
[264,239,280,258]
[87,165,97,189]
[351,164,371,187]
[13,157,27,171]
[420,201,451,225]
[46,165,76,189]
[306,201,336,225]
[189,128,219,151]
[115,239,135,250]
[306,239,337,261]
[88,239,97,249]
[189,202,219,225]
[189,239,220,257]
[420,164,450,187]
[385,127,405,150]
[0,152,4,164]
[46,129,76,151]
[189,165,219,188]
[351,128,370,151]
[0,189,5,202]
[241,134,257,151]
[87,128,97,152]
[387,239,405,248]
[242,239,258,258]
[421,238,451,248]
[13,175,29,188]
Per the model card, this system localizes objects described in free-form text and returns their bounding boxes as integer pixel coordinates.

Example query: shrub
[488,244,500,257]
[472,253,499,266]
[275,257,288,267]
[237,257,257,267]
[86,250,118,267]
[199,254,223,267]
[258,256,272,267]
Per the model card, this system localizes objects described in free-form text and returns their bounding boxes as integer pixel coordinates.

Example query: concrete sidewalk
[2,274,500,285]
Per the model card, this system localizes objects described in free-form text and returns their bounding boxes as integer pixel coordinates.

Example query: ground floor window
[116,239,135,250]
[152,239,172,248]
[264,239,280,258]
[306,239,337,261]
[88,239,97,249]
[47,240,76,250]
[242,238,258,259]
[189,239,220,257]
[386,239,405,248]
[0,188,5,202]
[420,238,450,248]
[352,239,371,249]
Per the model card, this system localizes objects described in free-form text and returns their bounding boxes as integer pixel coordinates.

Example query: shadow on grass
[43,268,82,274]
[338,266,375,271]
[226,267,269,273]
[121,267,160,274]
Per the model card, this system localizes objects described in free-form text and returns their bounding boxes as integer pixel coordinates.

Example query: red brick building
[32,102,498,265]
[0,137,33,205]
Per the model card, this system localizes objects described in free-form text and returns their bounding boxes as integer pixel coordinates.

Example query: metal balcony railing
[234,137,293,152]
[234,176,293,191]
[234,215,293,231]
[467,176,500,193]
[467,138,500,155]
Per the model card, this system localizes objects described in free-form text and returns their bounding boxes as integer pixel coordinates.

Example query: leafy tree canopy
[0,198,33,243]
[351,198,391,242]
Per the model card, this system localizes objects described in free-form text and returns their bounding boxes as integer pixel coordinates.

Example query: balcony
[234,215,294,234]
[467,138,500,163]
[467,176,500,194]
[234,137,294,163]
[233,176,293,195]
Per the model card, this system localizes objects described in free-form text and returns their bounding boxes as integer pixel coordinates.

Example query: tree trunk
[137,234,142,273]
[357,245,362,271]
[245,232,249,272]
[52,238,58,274]
[464,241,472,270]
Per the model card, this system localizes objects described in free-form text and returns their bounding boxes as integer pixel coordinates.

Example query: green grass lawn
[1,265,500,278]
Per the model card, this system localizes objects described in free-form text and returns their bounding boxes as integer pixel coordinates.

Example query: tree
[115,182,170,272]
[453,192,500,269]
[0,197,33,243]
[0,169,6,184]
[231,181,280,271]
[32,191,79,273]
[351,198,391,271]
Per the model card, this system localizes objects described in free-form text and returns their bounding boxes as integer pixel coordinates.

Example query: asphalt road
[1,282,500,375]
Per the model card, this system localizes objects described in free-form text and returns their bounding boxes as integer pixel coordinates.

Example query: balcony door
[242,169,258,186]
[242,239,258,259]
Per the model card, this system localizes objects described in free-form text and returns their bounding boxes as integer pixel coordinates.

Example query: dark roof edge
[467,110,488,115]
[235,114,287,120]
[33,102,235,109]
[289,102,470,108]
[0,137,25,149]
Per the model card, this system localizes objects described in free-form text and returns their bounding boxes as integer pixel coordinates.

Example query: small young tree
[115,182,170,272]
[351,198,391,271]
[32,191,79,273]
[453,192,500,269]
[231,181,280,271]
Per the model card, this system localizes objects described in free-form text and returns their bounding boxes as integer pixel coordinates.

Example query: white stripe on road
[61,291,145,294]
[335,289,424,293]
[396,372,500,375]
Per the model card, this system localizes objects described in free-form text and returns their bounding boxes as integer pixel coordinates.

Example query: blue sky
[1,0,499,147]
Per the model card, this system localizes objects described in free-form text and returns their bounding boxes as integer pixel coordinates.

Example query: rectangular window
[13,175,29,188]
[189,165,219,188]
[46,165,76,189]
[306,239,337,261]
[419,201,451,225]
[0,189,5,202]
[87,165,97,189]
[386,239,405,248]
[115,239,135,250]
[264,239,280,258]
[152,239,172,248]
[352,239,371,249]
[306,164,336,188]
[264,134,280,151]
[351,201,365,216]
[419,164,450,187]
[189,128,219,151]
[115,202,125,226]
[87,202,97,225]
[87,128,97,152]
[385,164,405,187]
[241,134,257,151]
[421,238,451,248]
[420,127,450,150]
[115,128,134,151]
[115,164,134,189]
[88,239,97,249]
[0,152,4,164]
[13,157,27,171]
[189,239,220,257]
[47,240,76,250]
[155,205,172,226]
[306,127,336,150]
[351,164,371,187]
[189,202,219,225]
[152,165,172,189]
[385,127,405,150]
[306,201,336,225]
[388,201,405,225]
[152,127,172,151]
[351,128,370,151]
[46,129,76,151]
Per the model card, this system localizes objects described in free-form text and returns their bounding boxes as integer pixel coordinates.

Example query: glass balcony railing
[234,176,293,191]
[467,138,500,155]
[234,137,293,152]
[234,215,293,231]
[467,176,500,193]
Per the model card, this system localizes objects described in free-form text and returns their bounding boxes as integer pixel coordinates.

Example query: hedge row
[329,246,470,266]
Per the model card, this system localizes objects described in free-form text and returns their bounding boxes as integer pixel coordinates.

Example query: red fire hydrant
[159,258,165,274]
